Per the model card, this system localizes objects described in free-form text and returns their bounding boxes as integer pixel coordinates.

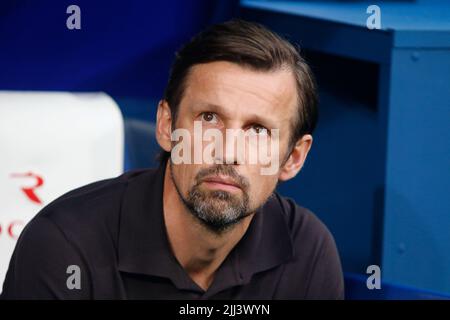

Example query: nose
[214,129,246,165]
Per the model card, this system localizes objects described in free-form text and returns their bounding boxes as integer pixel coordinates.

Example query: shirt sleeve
[1,215,91,299]
[274,197,345,300]
[303,226,345,300]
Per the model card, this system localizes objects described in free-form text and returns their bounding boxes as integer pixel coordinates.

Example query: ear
[156,100,172,152]
[278,134,313,181]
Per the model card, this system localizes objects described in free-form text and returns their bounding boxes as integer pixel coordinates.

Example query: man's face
[165,61,298,232]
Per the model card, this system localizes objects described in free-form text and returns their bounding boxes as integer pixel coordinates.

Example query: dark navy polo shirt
[1,161,344,299]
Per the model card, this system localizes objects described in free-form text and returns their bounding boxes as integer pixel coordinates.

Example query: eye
[201,112,218,124]
[249,124,269,136]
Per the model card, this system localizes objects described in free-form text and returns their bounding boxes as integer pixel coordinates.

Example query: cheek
[171,164,198,192]
[246,170,279,206]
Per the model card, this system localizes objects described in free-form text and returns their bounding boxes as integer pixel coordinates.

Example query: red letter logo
[8,220,25,240]
[10,172,44,205]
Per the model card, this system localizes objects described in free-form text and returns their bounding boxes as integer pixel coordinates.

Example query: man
[1,19,344,299]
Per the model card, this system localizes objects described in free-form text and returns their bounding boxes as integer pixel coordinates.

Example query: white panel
[0,91,124,290]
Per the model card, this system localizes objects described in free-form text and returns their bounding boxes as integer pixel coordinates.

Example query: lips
[201,175,241,189]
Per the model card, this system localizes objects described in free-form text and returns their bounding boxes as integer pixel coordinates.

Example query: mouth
[201,175,242,192]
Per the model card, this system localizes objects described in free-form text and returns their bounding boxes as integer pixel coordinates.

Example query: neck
[162,163,254,291]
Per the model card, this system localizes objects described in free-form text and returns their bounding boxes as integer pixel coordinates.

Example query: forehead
[180,61,297,127]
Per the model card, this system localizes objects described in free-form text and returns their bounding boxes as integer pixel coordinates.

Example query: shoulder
[27,168,161,254]
[273,193,335,252]
[34,168,154,234]
[38,169,149,219]
[271,193,344,299]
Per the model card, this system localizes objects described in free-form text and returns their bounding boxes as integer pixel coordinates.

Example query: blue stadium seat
[345,273,450,300]
[124,119,161,171]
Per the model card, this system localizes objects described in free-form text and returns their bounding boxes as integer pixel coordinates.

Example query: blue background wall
[0,0,239,120]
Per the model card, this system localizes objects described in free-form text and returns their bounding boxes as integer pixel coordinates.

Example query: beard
[170,162,252,234]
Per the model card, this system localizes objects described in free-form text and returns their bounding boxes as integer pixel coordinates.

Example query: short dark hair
[159,19,318,164]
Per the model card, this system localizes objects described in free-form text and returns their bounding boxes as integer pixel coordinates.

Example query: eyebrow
[191,102,279,129]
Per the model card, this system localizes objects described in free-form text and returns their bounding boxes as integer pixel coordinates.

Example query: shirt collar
[117,161,294,294]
